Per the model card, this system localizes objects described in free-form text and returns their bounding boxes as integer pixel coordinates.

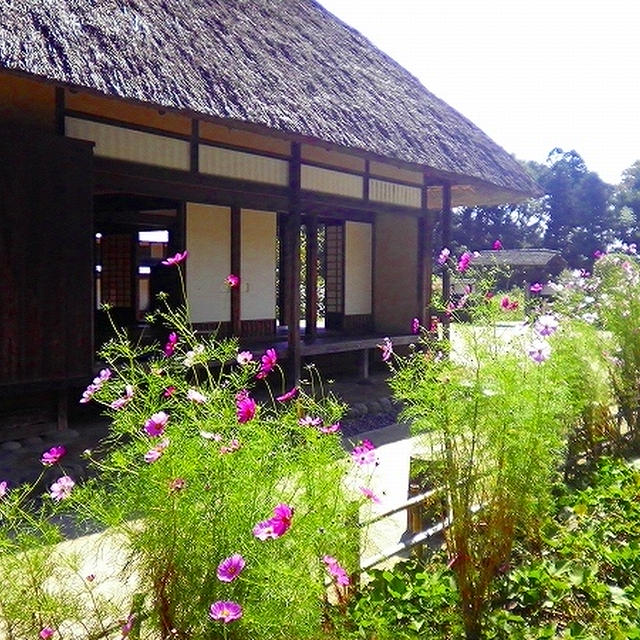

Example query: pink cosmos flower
[492,239,503,250]
[535,314,559,337]
[200,431,223,441]
[41,445,66,466]
[500,296,518,311]
[253,503,294,540]
[276,386,298,402]
[359,486,382,503]
[110,385,134,410]
[457,251,473,272]
[161,250,188,266]
[39,627,55,640]
[79,368,112,403]
[163,332,178,357]
[256,348,278,379]
[237,350,253,365]
[0,480,7,499]
[236,391,256,423]
[121,614,135,637]
[378,337,393,362]
[411,317,420,334]
[351,440,377,466]
[144,411,169,437]
[225,273,240,288]
[169,477,186,493]
[144,438,169,463]
[220,439,241,454]
[323,555,350,586]
[319,422,341,434]
[527,339,551,364]
[50,475,75,501]
[187,388,208,404]
[299,415,322,427]
[594,250,604,259]
[209,601,243,624]
[529,282,543,294]
[163,386,176,398]
[216,553,246,582]
[437,247,450,265]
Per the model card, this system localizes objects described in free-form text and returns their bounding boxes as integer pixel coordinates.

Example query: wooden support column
[231,205,241,336]
[287,143,302,383]
[304,214,318,342]
[277,213,287,326]
[54,87,65,135]
[418,181,432,327]
[441,184,452,308]
[190,119,199,173]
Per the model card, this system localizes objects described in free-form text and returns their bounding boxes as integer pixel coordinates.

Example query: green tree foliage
[539,149,615,268]
[611,160,640,244]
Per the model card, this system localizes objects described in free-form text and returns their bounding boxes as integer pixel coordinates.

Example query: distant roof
[473,248,566,268]
[0,0,540,204]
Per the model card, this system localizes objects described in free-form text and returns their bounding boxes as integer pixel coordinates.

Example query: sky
[317,0,640,185]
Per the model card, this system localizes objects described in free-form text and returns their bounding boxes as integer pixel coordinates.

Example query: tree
[539,148,615,268]
[611,160,640,244]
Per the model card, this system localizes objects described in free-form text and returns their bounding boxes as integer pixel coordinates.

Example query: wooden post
[441,184,452,308]
[54,87,65,136]
[287,143,302,383]
[304,214,318,342]
[190,119,199,173]
[231,205,241,336]
[418,181,431,327]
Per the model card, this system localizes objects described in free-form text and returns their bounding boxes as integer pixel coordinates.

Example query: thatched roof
[473,249,566,269]
[0,0,540,202]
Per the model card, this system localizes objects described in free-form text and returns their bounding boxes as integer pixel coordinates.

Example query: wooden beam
[304,214,318,341]
[287,143,302,383]
[419,179,433,326]
[231,205,241,336]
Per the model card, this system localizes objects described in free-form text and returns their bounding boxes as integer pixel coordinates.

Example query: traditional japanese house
[0,0,540,433]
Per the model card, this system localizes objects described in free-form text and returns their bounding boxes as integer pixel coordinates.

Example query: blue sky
[318,0,640,185]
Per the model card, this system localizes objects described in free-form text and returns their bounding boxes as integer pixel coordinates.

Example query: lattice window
[324,224,344,313]
[100,234,133,308]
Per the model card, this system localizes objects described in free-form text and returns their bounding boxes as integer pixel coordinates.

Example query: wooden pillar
[441,184,452,307]
[277,213,287,326]
[304,214,318,341]
[418,182,432,327]
[54,87,65,136]
[231,205,241,336]
[190,119,199,173]
[287,143,302,383]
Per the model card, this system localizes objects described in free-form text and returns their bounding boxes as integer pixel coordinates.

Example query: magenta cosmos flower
[411,317,420,334]
[500,296,518,311]
[0,480,8,499]
[79,368,111,403]
[225,273,240,288]
[217,553,246,582]
[41,445,66,466]
[120,614,135,638]
[323,555,350,586]
[457,251,473,272]
[529,282,544,294]
[161,250,188,266]
[492,239,503,250]
[236,391,257,423]
[144,411,169,436]
[39,627,55,640]
[164,332,178,357]
[276,386,298,402]
[351,439,377,466]
[256,348,278,379]
[50,476,75,501]
[253,503,294,540]
[209,601,243,624]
